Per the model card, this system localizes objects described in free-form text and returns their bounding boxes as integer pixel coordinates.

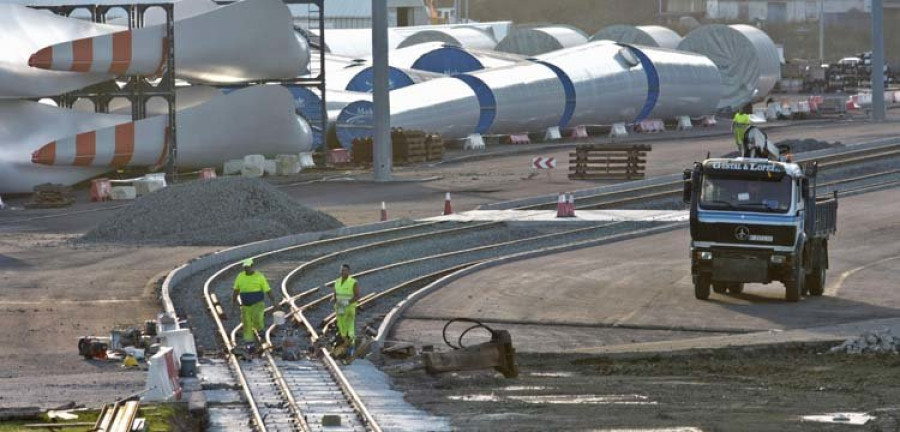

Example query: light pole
[871,0,886,122]
[372,0,392,180]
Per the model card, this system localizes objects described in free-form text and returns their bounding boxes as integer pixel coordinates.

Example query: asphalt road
[396,187,900,351]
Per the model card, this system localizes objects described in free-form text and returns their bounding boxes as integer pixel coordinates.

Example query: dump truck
[683,127,838,302]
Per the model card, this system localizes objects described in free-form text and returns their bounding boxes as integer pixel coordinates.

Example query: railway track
[196,142,900,431]
[512,141,900,211]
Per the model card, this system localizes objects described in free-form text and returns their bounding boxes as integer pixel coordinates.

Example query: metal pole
[372,0,392,181]
[818,0,825,62]
[454,0,459,24]
[464,0,469,23]
[871,0,885,122]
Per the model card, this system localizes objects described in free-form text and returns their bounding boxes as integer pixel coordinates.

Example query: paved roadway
[395,187,900,353]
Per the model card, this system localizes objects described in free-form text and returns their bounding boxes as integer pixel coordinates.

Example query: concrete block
[322,414,342,427]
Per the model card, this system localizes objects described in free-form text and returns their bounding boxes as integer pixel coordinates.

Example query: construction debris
[80,177,343,246]
[25,183,74,208]
[829,329,898,355]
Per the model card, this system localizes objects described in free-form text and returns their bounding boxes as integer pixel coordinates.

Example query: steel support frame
[30,3,178,178]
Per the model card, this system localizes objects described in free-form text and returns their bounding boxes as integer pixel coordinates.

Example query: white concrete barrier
[143,347,182,402]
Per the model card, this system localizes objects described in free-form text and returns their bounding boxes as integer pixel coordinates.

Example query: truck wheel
[713,282,728,294]
[784,265,803,302]
[694,274,711,300]
[807,264,826,296]
[727,282,744,294]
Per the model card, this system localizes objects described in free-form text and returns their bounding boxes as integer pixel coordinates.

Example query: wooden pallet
[568,144,650,180]
[425,133,444,161]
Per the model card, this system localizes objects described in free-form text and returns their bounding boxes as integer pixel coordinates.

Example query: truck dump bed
[808,194,838,238]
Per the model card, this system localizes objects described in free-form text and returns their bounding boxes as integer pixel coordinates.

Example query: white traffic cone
[567,193,576,217]
[556,192,567,218]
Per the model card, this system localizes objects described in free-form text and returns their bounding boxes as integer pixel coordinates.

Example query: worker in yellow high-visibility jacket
[732,106,752,153]
[334,263,361,355]
[232,258,275,350]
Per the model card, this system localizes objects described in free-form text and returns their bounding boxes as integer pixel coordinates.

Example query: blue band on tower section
[335,100,374,149]
[453,74,496,134]
[345,66,416,93]
[529,59,576,129]
[412,45,485,75]
[619,44,660,124]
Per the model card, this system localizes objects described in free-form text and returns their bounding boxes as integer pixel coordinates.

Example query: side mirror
[683,169,693,204]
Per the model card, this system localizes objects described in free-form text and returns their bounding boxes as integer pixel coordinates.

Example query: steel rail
[512,141,900,211]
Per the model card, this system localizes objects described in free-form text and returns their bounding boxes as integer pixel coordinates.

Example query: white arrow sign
[532,156,556,169]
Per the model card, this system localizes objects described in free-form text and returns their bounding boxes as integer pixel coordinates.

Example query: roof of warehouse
[288,0,424,18]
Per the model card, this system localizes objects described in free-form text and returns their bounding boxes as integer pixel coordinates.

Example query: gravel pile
[81,178,343,246]
[722,138,843,158]
[829,329,898,355]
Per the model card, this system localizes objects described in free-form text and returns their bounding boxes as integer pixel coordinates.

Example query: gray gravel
[80,178,343,246]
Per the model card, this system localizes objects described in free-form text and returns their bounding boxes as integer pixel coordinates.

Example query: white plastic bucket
[273,311,286,326]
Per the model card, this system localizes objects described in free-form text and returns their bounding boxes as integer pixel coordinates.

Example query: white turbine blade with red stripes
[0,100,131,194]
[0,4,122,99]
[31,84,312,169]
[29,0,309,83]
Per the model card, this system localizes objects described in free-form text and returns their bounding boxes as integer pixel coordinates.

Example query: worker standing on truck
[334,264,361,356]
[232,258,275,352]
[732,108,751,152]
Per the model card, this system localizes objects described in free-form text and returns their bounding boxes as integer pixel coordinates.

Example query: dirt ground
[0,233,215,408]
[0,114,896,410]
[389,346,900,431]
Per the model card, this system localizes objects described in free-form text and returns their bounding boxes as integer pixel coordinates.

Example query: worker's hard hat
[242,258,254,267]
[123,355,139,367]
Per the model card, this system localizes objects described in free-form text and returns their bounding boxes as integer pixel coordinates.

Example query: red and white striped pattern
[32,116,168,168]
[532,157,556,170]
[28,27,166,76]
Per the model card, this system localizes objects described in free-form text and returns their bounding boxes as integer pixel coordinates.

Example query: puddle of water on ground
[527,371,574,378]
[501,385,550,391]
[801,412,873,425]
[447,394,502,402]
[588,428,703,432]
[507,394,657,405]
[448,393,657,405]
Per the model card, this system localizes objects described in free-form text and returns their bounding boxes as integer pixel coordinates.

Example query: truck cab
[684,157,837,302]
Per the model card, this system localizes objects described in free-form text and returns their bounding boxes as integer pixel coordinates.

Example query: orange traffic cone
[556,192,567,218]
[380,201,388,221]
[443,192,453,215]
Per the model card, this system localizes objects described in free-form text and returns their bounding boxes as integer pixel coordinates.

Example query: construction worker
[732,106,752,152]
[334,264,361,356]
[231,258,275,352]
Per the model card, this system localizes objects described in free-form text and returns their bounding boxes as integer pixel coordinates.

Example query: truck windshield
[700,175,792,213]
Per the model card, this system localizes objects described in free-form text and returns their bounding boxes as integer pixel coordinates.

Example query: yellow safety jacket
[335,276,356,302]
[733,113,751,144]
[234,271,270,306]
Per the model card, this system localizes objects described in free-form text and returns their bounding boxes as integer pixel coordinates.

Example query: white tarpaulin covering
[495,25,588,56]
[677,24,781,110]
[591,25,683,49]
